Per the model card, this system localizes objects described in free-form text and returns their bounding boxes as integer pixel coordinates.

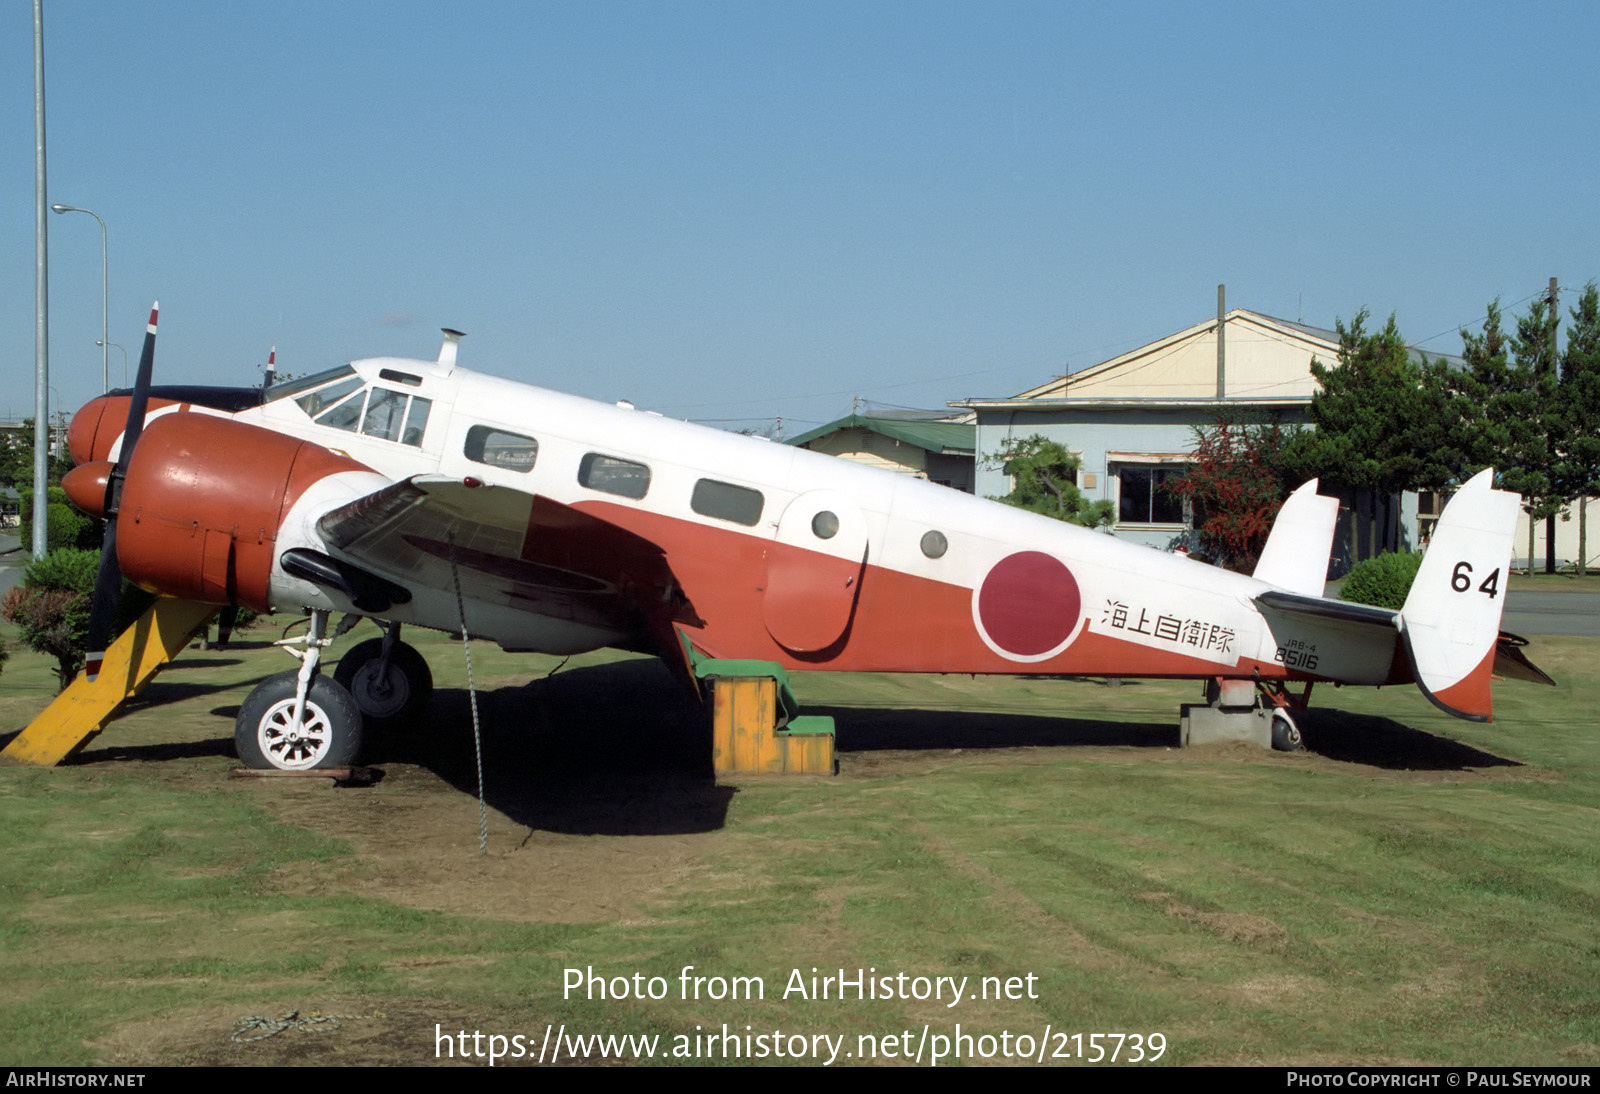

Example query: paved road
[1502,590,1600,637]
[0,532,22,602]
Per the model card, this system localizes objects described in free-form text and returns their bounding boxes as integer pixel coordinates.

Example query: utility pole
[1547,276,1560,573]
[1216,284,1226,399]
[32,0,50,558]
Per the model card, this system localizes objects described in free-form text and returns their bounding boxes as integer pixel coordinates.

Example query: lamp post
[96,340,127,388]
[50,203,108,394]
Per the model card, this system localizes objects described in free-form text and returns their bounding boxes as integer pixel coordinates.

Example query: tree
[0,417,72,492]
[1449,297,1568,572]
[1558,284,1600,576]
[1165,415,1296,571]
[1287,311,1458,560]
[1508,296,1567,572]
[986,435,1114,528]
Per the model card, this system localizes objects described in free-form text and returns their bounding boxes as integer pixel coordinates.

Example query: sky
[4,1,1598,435]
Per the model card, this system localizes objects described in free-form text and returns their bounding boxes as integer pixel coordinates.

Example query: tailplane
[1399,469,1522,720]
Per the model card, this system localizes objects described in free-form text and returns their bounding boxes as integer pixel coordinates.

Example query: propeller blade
[82,302,158,681]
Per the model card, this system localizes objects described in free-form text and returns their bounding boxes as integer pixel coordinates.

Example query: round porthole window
[811,510,839,539]
[920,530,948,559]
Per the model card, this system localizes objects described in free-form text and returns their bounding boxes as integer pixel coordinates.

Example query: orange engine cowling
[116,414,372,611]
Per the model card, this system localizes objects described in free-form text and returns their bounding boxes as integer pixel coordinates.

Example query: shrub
[18,487,101,551]
[1339,551,1423,611]
[0,547,152,690]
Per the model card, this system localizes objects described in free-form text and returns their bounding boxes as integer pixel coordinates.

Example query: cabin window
[920,530,948,559]
[296,375,364,418]
[691,479,764,526]
[811,511,839,539]
[465,425,538,472]
[579,453,650,499]
[1116,465,1186,525]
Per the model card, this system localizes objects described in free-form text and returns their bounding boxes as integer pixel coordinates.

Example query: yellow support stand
[710,675,835,776]
[1,597,218,767]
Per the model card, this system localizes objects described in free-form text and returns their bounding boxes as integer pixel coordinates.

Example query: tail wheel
[1271,709,1304,752]
[334,638,433,729]
[236,670,363,770]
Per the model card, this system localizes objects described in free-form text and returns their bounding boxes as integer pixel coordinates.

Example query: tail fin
[1253,479,1339,596]
[1399,469,1521,720]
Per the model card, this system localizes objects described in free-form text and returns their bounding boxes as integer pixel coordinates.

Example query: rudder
[1399,469,1521,720]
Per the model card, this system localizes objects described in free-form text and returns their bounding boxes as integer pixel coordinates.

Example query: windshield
[263,364,357,403]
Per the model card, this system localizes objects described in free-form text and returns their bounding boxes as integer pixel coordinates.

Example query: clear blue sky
[5,1,1598,433]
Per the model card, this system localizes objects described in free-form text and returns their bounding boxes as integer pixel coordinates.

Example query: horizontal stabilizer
[1254,589,1398,629]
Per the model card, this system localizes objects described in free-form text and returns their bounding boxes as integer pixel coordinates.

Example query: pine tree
[987,435,1115,528]
[1558,284,1600,576]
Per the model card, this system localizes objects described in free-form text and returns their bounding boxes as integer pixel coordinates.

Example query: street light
[50,203,108,394]
[96,340,127,388]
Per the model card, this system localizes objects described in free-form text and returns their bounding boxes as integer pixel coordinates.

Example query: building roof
[955,308,1463,411]
[786,414,975,454]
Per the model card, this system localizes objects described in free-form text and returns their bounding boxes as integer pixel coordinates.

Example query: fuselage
[72,352,1399,688]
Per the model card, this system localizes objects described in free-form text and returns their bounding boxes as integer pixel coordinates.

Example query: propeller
[81,302,158,681]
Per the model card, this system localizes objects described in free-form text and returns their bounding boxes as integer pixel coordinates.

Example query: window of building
[691,479,764,526]
[465,425,538,472]
[1117,465,1186,525]
[579,453,650,499]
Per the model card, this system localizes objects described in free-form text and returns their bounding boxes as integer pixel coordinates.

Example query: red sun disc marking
[976,551,1081,657]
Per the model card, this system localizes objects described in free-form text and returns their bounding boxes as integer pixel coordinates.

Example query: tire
[236,670,363,770]
[333,638,433,729]
[1271,709,1304,752]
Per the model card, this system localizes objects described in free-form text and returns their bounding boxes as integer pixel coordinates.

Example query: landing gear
[334,630,433,729]
[235,608,363,770]
[236,671,363,770]
[1270,708,1304,752]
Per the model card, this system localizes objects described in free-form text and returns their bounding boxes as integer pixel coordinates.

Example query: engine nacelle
[116,414,374,611]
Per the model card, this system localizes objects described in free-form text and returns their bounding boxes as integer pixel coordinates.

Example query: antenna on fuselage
[438,328,466,372]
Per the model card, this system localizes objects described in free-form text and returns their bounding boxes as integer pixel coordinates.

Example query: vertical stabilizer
[1253,479,1339,596]
[1399,469,1521,720]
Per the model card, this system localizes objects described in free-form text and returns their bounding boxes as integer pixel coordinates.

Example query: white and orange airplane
[62,308,1546,770]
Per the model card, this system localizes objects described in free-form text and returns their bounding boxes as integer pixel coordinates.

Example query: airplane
[58,304,1549,771]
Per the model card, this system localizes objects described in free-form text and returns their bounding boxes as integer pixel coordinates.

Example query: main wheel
[334,638,433,729]
[236,670,363,770]
[1271,709,1304,752]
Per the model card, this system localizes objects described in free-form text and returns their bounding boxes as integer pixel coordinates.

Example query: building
[787,412,976,493]
[956,300,1459,571]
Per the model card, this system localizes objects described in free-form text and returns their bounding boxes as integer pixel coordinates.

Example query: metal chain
[446,528,489,858]
[230,1010,383,1043]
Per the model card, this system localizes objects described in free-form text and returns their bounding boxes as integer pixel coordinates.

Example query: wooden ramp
[1,597,217,767]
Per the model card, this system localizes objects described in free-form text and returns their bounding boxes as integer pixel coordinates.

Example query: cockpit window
[361,388,408,441]
[267,364,357,404]
[296,376,364,418]
[315,389,365,432]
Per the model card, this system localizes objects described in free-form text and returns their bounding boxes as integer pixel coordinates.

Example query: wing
[311,475,702,663]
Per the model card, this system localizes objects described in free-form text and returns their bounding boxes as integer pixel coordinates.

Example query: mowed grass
[0,621,1597,1066]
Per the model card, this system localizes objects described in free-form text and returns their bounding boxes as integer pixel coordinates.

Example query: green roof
[786,414,975,454]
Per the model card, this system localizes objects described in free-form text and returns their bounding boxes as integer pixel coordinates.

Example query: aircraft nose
[61,461,113,519]
[67,396,116,466]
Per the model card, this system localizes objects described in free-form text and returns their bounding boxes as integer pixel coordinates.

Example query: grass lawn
[1,621,1596,1067]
